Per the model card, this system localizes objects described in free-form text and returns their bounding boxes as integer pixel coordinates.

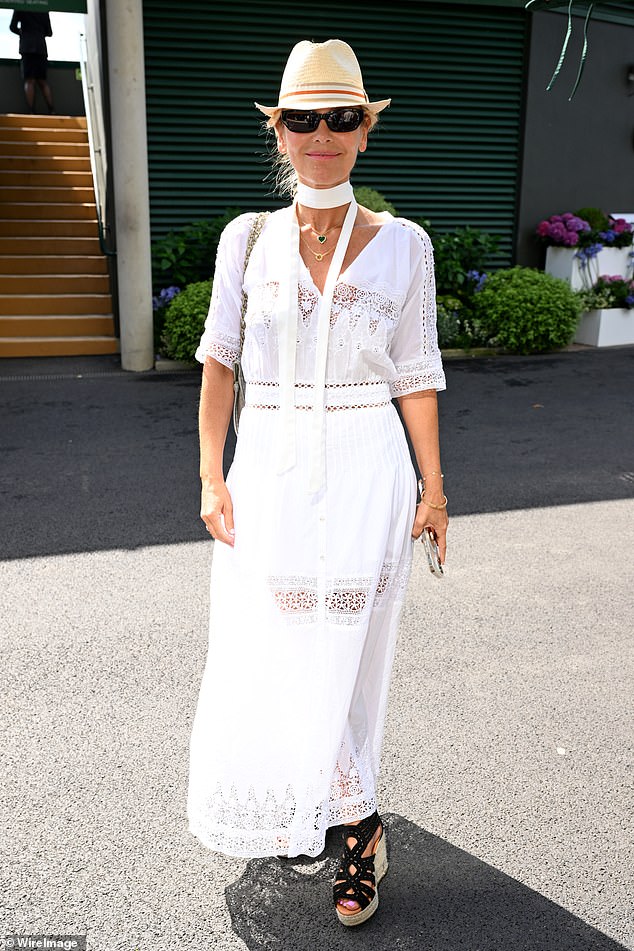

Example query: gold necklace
[300,234,336,263]
[297,216,342,246]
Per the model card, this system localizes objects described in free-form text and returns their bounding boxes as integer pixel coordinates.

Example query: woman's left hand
[411,503,448,564]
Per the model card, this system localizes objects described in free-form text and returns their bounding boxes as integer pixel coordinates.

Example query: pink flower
[610,218,632,234]
[537,220,550,237]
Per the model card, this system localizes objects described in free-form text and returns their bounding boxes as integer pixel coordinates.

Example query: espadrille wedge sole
[333,811,388,927]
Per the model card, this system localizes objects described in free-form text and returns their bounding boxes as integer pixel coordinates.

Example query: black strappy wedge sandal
[333,810,388,926]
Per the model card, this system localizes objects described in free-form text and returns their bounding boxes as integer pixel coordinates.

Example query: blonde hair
[263,107,378,199]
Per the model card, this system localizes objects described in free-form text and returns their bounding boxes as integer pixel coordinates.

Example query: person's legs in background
[23,78,36,112]
[21,56,54,113]
[36,78,55,113]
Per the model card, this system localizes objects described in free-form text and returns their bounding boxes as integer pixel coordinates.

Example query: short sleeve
[388,219,446,397]
[194,212,257,366]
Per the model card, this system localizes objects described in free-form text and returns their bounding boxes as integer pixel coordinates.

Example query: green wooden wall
[143,0,528,263]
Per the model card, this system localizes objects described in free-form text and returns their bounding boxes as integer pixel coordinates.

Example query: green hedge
[161,280,212,362]
[474,266,581,354]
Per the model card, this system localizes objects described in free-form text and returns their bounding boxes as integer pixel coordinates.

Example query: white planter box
[574,308,634,347]
[546,246,633,290]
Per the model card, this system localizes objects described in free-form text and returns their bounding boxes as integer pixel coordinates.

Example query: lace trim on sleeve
[390,359,446,396]
[195,330,240,369]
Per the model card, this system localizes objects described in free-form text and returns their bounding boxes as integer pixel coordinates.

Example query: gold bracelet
[422,470,444,480]
[420,492,448,510]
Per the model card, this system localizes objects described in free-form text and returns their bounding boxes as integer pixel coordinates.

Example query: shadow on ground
[0,348,632,559]
[225,814,628,951]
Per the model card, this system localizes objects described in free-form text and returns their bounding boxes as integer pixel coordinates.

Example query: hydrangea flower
[536,213,591,247]
[152,285,181,312]
[466,269,488,292]
[611,217,632,235]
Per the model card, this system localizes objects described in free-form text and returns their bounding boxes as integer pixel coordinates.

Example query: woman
[187,39,448,927]
[9,10,55,114]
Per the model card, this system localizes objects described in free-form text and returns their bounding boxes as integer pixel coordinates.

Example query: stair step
[0,220,99,238]
[0,335,119,358]
[0,156,92,172]
[0,274,110,294]
[0,186,96,204]
[0,236,102,255]
[0,315,115,337]
[0,127,88,144]
[0,114,116,362]
[1,202,96,221]
[1,170,94,188]
[0,141,89,158]
[0,114,87,130]
[0,294,113,315]
[0,255,108,275]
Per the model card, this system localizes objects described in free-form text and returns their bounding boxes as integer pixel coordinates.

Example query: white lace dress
[187,206,446,858]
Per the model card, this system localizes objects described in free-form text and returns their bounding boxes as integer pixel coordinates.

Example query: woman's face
[275,108,370,189]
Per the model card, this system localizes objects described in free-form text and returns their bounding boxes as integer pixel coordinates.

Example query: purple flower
[537,213,592,246]
[550,223,566,241]
[575,243,603,268]
[625,295,634,307]
[160,285,181,302]
[569,216,590,233]
[467,270,488,292]
[153,285,181,311]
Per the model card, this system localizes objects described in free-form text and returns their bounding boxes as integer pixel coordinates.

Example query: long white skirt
[187,385,416,858]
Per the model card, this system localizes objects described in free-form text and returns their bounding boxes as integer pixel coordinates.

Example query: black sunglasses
[280,107,365,134]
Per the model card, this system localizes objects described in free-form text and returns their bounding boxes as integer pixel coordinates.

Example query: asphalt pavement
[1,347,633,951]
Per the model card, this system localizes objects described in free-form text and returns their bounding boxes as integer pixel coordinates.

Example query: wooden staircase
[0,114,118,357]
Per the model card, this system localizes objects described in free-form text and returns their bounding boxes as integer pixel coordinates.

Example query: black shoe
[333,810,388,926]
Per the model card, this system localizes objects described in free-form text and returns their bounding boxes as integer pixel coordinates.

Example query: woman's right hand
[200,479,235,546]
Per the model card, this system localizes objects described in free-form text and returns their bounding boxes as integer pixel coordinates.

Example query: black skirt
[21,54,47,80]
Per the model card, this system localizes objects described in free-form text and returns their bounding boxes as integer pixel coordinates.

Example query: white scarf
[277,181,357,493]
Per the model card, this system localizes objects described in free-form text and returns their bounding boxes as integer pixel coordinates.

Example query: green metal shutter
[143,0,527,264]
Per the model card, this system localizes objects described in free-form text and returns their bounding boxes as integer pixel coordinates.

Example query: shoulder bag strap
[238,211,270,359]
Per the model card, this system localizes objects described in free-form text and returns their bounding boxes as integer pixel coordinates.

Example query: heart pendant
[317,235,327,244]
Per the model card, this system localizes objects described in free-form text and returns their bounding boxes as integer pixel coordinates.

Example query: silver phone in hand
[421,527,444,577]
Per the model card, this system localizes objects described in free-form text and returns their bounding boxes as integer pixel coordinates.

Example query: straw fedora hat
[255,39,391,123]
